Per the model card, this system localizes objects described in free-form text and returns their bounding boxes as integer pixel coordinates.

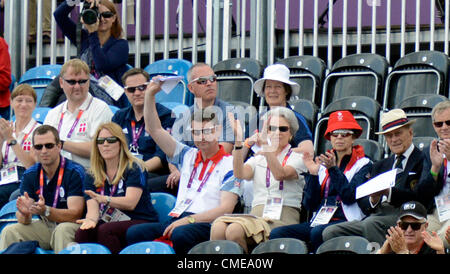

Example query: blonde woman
[75,122,158,254]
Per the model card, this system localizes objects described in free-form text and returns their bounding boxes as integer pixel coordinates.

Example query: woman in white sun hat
[244,64,314,157]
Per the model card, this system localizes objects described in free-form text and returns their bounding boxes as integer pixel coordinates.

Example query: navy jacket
[358,146,425,215]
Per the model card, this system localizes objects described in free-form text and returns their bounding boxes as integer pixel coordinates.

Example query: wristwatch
[7,139,17,146]
[187,215,196,224]
[44,205,51,217]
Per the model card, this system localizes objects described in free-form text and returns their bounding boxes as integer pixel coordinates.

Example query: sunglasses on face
[63,78,89,86]
[96,137,119,145]
[268,125,290,132]
[190,126,216,136]
[433,120,450,128]
[398,221,425,231]
[190,75,217,85]
[331,130,354,138]
[124,83,149,93]
[34,143,56,150]
[99,11,114,19]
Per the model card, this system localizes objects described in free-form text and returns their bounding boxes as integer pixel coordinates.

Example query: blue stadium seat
[119,241,175,254]
[159,102,190,119]
[32,107,51,123]
[144,59,193,106]
[109,105,120,115]
[150,192,176,223]
[19,64,62,105]
[58,243,111,254]
[0,200,18,233]
[35,248,55,254]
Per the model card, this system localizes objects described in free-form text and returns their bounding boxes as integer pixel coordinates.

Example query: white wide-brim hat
[253,64,300,98]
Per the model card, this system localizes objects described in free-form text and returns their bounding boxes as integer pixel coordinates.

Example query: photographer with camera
[53,0,129,107]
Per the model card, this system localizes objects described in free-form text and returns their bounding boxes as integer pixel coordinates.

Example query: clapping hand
[422,230,445,254]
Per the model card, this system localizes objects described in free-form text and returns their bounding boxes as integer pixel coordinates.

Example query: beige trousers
[426,208,450,249]
[0,218,80,254]
[29,0,52,34]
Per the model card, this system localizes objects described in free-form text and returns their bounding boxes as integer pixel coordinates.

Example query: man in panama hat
[322,109,426,245]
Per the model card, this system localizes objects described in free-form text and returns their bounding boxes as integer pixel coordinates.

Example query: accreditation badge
[262,194,283,220]
[100,206,131,223]
[310,206,338,227]
[168,198,193,218]
[0,165,19,186]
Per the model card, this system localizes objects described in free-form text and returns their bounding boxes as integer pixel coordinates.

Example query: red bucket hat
[324,110,363,140]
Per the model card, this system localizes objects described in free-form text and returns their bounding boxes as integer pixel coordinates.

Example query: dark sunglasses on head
[398,221,425,231]
[124,83,149,93]
[268,125,290,132]
[99,11,115,19]
[96,137,119,145]
[191,75,217,85]
[63,78,89,86]
[34,143,56,150]
[433,120,450,128]
[331,130,354,138]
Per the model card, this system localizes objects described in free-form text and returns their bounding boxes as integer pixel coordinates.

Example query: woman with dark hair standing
[54,0,129,86]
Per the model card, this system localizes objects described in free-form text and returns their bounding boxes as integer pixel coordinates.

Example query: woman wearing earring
[269,110,373,252]
[54,0,129,87]
[210,107,307,253]
[75,122,158,254]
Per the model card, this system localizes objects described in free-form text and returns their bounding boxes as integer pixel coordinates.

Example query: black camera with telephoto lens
[81,1,99,25]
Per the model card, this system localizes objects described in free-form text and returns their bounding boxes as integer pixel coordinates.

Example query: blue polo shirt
[112,104,175,163]
[83,162,158,222]
[20,157,85,210]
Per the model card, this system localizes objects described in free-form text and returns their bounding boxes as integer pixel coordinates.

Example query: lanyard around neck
[39,157,66,208]
[266,149,293,191]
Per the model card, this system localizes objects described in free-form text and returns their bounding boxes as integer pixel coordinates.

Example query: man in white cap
[378,201,446,254]
[322,109,425,245]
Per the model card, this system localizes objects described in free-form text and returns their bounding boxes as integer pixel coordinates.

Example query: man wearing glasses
[377,201,446,254]
[126,76,241,254]
[44,59,113,169]
[112,68,175,194]
[322,109,426,246]
[0,125,85,253]
[414,100,450,250]
[166,63,236,193]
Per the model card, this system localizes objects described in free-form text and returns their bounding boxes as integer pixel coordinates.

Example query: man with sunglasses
[168,63,237,193]
[378,201,446,254]
[0,125,85,253]
[44,59,113,169]
[414,100,450,250]
[112,68,175,194]
[323,109,426,245]
[126,75,241,254]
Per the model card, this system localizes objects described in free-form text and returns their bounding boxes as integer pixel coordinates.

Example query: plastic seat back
[150,192,177,223]
[19,64,62,104]
[397,94,447,138]
[188,240,244,254]
[353,139,384,161]
[144,59,193,106]
[321,53,389,111]
[58,243,111,254]
[289,98,319,135]
[316,236,372,254]
[277,55,326,105]
[119,241,175,254]
[383,51,449,110]
[32,107,51,123]
[251,238,308,254]
[213,58,263,107]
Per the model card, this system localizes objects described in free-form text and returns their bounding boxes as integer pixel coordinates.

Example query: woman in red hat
[269,110,373,252]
